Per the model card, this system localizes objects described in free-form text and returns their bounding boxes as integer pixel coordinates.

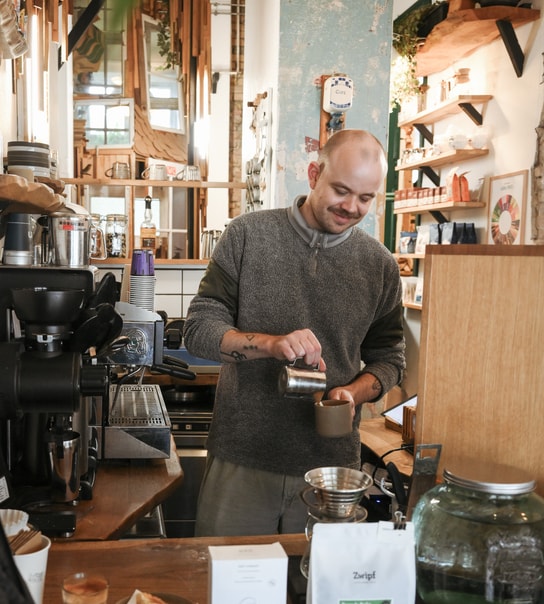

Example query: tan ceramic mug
[315,399,352,437]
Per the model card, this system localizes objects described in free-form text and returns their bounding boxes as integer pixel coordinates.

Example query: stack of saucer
[129,249,155,312]
[7,141,50,178]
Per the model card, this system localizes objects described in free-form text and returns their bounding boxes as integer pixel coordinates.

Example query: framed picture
[488,170,528,245]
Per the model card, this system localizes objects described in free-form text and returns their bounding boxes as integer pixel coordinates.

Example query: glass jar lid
[443,458,536,495]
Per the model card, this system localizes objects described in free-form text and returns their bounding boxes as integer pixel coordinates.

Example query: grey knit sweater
[183,197,405,475]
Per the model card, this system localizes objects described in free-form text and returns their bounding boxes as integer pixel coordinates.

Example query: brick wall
[228,1,245,218]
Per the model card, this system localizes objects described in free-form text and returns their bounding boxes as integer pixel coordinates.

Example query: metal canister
[278,360,326,400]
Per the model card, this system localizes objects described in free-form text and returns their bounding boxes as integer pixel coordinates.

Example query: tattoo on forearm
[243,335,258,351]
[372,378,382,394]
[220,335,259,361]
[220,350,247,361]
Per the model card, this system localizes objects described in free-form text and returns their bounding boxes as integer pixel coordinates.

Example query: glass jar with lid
[412,458,544,603]
[105,214,127,258]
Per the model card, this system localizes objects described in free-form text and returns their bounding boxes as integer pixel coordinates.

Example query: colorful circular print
[490,194,521,245]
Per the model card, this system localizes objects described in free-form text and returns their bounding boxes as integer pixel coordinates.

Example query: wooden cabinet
[64,179,244,263]
[415,245,544,496]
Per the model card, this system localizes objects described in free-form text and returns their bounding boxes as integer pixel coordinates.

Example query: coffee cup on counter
[13,535,51,604]
[315,400,352,438]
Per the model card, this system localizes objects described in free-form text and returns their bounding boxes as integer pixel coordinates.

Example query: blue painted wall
[274,0,393,206]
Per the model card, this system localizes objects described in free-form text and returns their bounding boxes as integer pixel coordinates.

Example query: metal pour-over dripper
[301,466,372,519]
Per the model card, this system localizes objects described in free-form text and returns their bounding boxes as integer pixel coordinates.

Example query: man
[183,129,405,536]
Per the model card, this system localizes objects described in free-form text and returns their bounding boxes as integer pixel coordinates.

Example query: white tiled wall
[96,265,206,319]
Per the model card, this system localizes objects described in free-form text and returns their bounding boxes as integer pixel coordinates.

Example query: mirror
[142,15,185,134]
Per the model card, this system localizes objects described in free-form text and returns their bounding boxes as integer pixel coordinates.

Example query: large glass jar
[105,214,127,258]
[412,459,544,603]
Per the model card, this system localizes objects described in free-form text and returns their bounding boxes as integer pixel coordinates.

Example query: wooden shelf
[63,178,246,189]
[415,7,541,76]
[398,95,493,129]
[91,258,209,266]
[395,148,489,172]
[394,200,485,215]
[394,252,425,259]
[403,302,423,311]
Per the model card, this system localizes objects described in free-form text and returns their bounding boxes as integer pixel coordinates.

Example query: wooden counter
[359,417,413,478]
[66,438,183,541]
[44,534,308,604]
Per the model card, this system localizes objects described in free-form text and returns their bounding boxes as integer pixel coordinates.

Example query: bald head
[318,130,388,181]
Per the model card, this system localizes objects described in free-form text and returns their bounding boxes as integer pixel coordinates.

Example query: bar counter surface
[44,534,308,603]
[60,419,408,540]
[65,438,183,541]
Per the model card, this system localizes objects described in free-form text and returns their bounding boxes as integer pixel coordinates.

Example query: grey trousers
[194,455,309,537]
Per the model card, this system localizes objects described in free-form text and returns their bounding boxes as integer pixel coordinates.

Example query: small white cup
[13,535,51,604]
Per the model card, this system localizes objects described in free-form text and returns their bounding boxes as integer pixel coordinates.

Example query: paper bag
[307,521,415,604]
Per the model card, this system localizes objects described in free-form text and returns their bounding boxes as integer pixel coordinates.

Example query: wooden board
[416,245,544,493]
[43,534,307,604]
[415,7,540,76]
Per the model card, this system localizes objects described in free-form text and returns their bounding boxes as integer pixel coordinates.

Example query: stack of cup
[129,249,155,312]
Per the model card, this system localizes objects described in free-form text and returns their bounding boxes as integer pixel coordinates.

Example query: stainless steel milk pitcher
[278,359,326,400]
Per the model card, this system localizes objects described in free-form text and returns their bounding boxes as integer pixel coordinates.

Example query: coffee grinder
[0,266,110,525]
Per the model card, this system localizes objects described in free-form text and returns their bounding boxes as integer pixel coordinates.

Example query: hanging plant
[155,1,179,71]
[392,1,449,59]
[390,2,446,110]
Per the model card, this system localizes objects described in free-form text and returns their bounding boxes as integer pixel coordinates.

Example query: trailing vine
[392,4,434,59]
[390,2,445,110]
[156,3,177,71]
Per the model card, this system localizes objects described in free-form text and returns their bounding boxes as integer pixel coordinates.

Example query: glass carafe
[412,459,544,603]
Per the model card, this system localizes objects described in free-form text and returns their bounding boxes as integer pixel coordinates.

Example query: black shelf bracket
[420,166,441,187]
[58,0,106,69]
[496,19,525,77]
[413,123,434,144]
[430,210,448,223]
[458,102,484,126]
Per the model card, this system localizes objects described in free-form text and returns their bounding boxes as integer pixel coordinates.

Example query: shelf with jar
[63,178,245,263]
[396,94,492,186]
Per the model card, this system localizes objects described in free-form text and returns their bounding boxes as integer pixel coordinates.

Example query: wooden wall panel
[416,245,544,493]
